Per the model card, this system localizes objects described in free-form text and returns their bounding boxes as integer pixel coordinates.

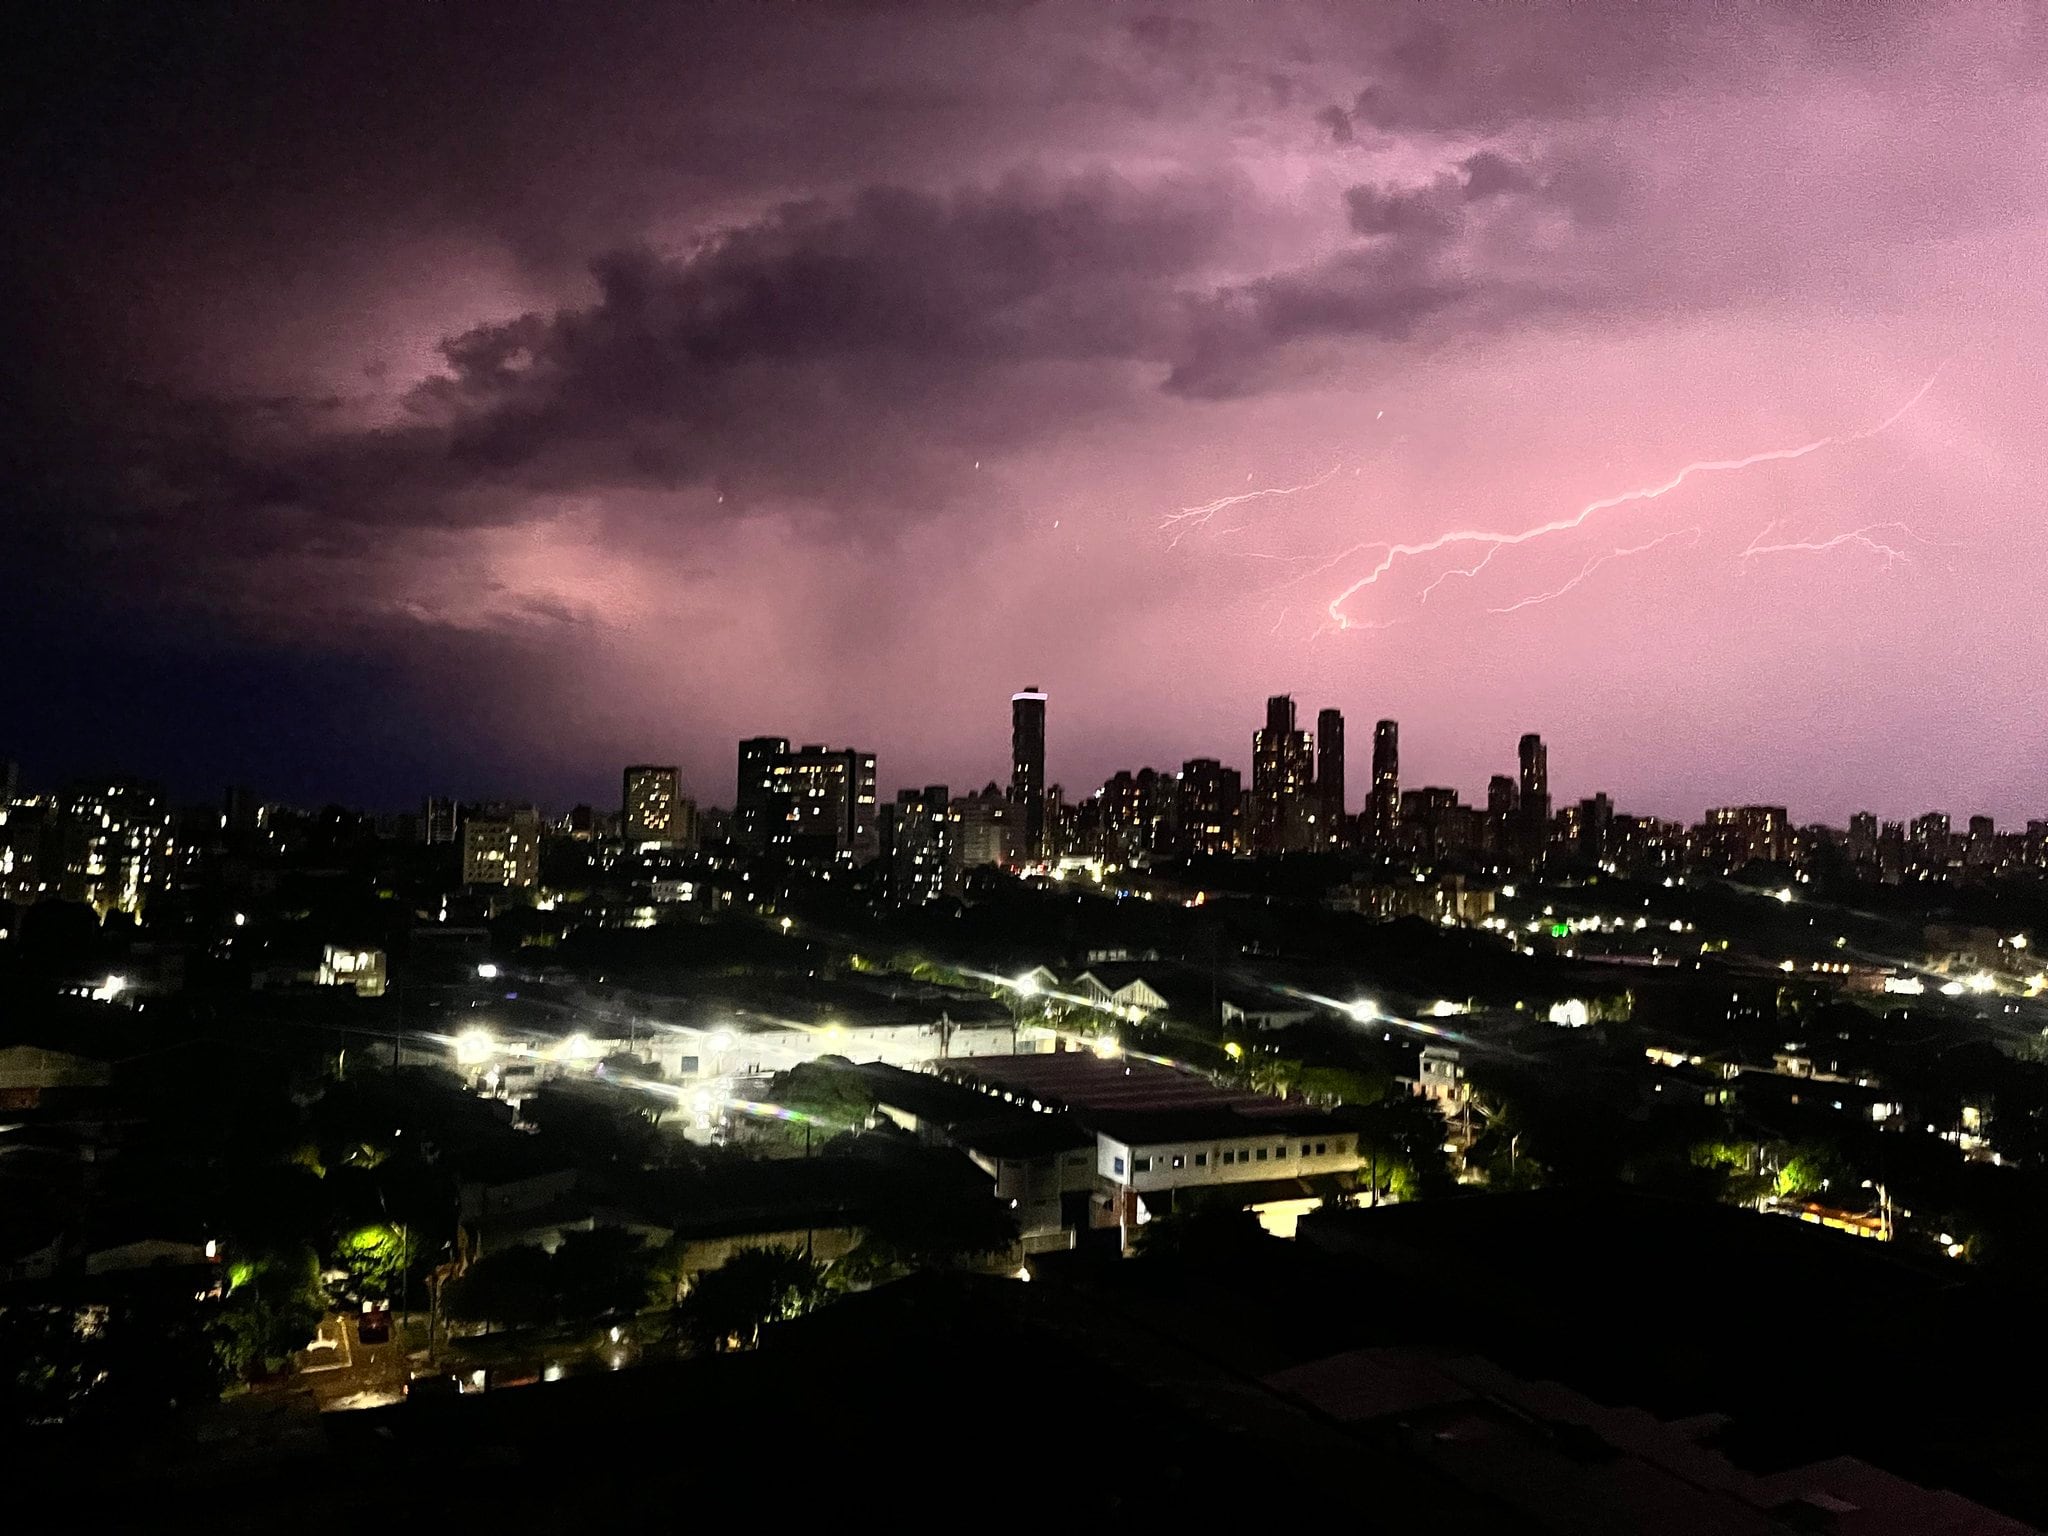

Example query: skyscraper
[1010,687,1047,860]
[881,785,953,903]
[1518,733,1551,863]
[736,736,793,850]
[622,764,682,846]
[1486,774,1520,817]
[1252,695,1315,853]
[1518,733,1549,816]
[1371,720,1399,849]
[1315,707,1345,847]
[787,745,879,864]
[1177,758,1243,856]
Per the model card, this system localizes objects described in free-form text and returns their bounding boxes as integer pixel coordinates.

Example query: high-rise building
[1487,775,1519,818]
[63,780,175,915]
[1010,688,1047,861]
[1371,720,1399,849]
[1097,768,1178,862]
[781,745,879,865]
[1910,811,1951,861]
[774,745,880,868]
[1848,811,1879,865]
[1253,695,1316,853]
[422,796,460,845]
[462,807,541,888]
[1315,708,1346,847]
[881,785,954,903]
[223,784,262,845]
[1700,806,1791,869]
[623,764,682,846]
[952,784,1022,873]
[1517,734,1549,820]
[1177,758,1242,856]
[1966,814,1998,870]
[1576,793,1615,865]
[1517,733,1550,861]
[1400,787,1483,859]
[736,736,794,851]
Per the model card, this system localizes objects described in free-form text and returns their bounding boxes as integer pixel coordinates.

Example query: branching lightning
[1161,463,1341,548]
[1489,526,1705,614]
[1740,519,1928,567]
[1323,366,1946,630]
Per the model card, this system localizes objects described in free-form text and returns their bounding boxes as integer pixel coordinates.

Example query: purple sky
[6,2,2044,823]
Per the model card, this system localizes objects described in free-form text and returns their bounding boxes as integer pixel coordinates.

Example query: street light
[1861,1178,1894,1242]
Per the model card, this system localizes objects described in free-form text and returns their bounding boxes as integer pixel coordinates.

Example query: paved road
[292,1312,418,1410]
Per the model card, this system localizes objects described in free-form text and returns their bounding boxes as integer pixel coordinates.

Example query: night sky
[5,2,2042,821]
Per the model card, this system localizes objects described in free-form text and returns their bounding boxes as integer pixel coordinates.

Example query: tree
[332,1223,416,1301]
[213,1242,327,1379]
[1293,1064,1391,1107]
[672,1247,825,1353]
[1352,1093,1456,1200]
[444,1245,555,1332]
[1136,1205,1273,1264]
[760,1060,875,1149]
[550,1227,658,1319]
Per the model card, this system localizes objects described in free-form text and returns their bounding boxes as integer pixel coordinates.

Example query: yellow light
[455,1029,496,1066]
[1224,1041,1244,1061]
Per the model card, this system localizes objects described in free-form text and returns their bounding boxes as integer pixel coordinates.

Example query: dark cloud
[3,1,2040,811]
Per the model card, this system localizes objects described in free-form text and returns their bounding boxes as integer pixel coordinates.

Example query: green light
[1550,922,1571,938]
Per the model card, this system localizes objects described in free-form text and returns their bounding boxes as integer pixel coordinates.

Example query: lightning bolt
[1162,464,1342,548]
[1490,526,1705,614]
[1325,366,1945,630]
[1740,520,1930,567]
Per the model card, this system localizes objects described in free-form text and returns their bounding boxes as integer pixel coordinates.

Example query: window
[1315,1142,1327,1156]
[1113,1156,1125,1176]
[1276,1145,1287,1158]
[1222,1150,1235,1165]
[1301,1143,1312,1156]
[1133,1156,1151,1173]
[1194,1153,1207,1167]
[1255,1148,1268,1161]
[1171,1154,1185,1170]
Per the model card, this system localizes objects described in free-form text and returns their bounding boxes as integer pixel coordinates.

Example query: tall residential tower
[1010,688,1047,860]
[1371,719,1399,849]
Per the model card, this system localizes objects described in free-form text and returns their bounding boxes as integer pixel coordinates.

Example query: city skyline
[5,6,2045,823]
[5,684,2038,837]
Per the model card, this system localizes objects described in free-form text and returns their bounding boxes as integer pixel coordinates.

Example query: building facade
[1010,688,1047,861]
